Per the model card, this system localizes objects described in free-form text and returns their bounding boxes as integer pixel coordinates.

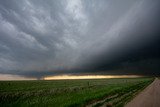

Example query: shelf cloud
[0,0,160,78]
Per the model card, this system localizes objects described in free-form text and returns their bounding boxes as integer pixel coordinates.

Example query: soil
[125,78,160,107]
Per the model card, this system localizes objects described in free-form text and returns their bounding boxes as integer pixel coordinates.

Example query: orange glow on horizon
[44,75,141,80]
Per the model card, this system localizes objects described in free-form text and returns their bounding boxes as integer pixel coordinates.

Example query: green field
[0,78,153,107]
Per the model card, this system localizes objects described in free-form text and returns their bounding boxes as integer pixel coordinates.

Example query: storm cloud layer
[0,0,160,78]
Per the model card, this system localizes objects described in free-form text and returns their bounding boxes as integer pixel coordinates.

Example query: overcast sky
[0,0,160,78]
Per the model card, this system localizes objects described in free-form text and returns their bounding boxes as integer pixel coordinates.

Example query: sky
[0,0,160,79]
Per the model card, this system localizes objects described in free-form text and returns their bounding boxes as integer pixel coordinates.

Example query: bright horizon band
[44,75,141,80]
[0,74,141,80]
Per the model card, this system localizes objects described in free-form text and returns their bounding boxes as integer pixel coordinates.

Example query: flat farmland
[0,78,153,107]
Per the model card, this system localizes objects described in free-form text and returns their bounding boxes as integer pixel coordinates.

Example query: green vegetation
[0,78,153,107]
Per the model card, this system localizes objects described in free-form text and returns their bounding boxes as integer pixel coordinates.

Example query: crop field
[0,78,153,107]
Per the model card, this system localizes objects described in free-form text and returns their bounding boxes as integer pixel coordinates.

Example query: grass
[0,77,154,107]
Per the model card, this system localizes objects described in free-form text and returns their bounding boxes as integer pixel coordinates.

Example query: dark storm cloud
[0,0,160,78]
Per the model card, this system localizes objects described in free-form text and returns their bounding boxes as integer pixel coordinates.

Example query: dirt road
[125,78,160,107]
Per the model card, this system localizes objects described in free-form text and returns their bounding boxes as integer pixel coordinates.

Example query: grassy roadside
[0,78,153,107]
[87,79,153,107]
